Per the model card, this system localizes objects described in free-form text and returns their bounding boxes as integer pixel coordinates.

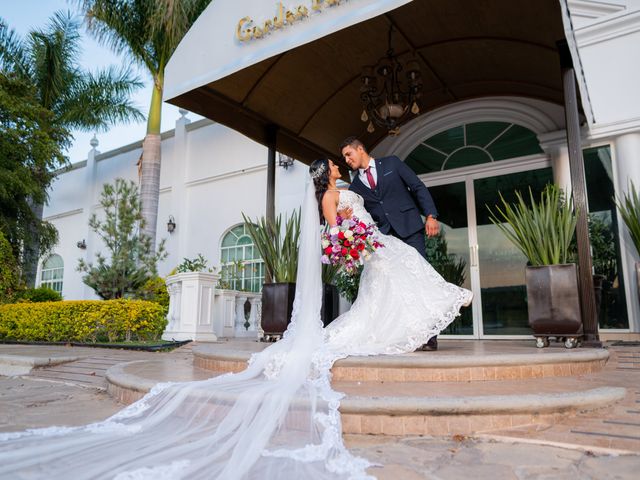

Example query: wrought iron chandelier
[359,27,423,136]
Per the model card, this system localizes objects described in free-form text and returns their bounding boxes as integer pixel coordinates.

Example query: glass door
[426,163,553,338]
[472,167,554,336]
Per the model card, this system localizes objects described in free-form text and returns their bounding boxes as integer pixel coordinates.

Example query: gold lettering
[285,9,296,24]
[253,25,264,38]
[296,6,309,18]
[326,0,340,5]
[312,0,323,11]
[274,2,285,28]
[263,18,274,34]
[236,17,253,41]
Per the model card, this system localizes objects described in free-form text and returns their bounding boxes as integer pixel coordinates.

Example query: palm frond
[57,65,144,131]
[0,19,31,77]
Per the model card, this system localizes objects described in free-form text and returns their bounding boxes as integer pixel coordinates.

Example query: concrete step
[192,340,610,382]
[103,356,625,437]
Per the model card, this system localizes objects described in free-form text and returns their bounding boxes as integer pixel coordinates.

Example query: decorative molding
[372,97,561,161]
[587,116,640,140]
[43,208,83,221]
[575,9,640,47]
[185,164,267,188]
[568,0,625,19]
[185,118,216,132]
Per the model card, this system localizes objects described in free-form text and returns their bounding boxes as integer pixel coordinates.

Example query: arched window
[220,225,265,292]
[405,122,543,174]
[41,254,64,293]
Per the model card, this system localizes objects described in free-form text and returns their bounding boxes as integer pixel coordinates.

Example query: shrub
[0,299,167,343]
[0,232,23,303]
[18,286,62,303]
[137,276,169,312]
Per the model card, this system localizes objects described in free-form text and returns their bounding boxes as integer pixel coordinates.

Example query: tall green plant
[242,210,301,283]
[487,184,577,266]
[615,181,640,257]
[77,178,167,299]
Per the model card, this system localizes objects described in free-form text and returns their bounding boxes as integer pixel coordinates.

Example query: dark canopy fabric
[167,0,568,165]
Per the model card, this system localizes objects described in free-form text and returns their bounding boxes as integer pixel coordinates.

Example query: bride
[0,159,471,480]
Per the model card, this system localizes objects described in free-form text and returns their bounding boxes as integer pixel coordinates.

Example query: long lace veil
[0,178,374,480]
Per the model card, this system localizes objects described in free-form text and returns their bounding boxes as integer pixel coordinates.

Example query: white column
[614,133,640,332]
[171,109,191,259]
[550,145,572,199]
[82,136,100,299]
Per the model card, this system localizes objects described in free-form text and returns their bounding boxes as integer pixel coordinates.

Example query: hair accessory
[311,163,327,180]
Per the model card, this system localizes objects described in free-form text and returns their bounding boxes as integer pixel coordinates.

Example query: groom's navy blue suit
[348,155,438,259]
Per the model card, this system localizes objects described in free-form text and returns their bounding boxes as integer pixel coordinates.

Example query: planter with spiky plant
[243,210,300,340]
[615,181,640,303]
[488,184,582,348]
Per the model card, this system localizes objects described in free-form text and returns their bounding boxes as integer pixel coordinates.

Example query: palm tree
[0,11,144,285]
[77,0,211,246]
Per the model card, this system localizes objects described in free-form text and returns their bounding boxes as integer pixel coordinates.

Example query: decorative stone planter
[234,292,262,338]
[525,264,583,348]
[162,272,220,342]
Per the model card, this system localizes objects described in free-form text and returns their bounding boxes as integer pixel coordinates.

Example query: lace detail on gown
[324,190,472,356]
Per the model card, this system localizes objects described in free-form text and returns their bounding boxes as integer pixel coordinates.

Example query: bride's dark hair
[309,158,330,224]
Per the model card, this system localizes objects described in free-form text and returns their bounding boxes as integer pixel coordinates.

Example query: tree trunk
[22,199,44,288]
[140,133,162,246]
[140,74,164,249]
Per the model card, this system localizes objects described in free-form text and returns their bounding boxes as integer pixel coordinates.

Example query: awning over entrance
[165,0,571,164]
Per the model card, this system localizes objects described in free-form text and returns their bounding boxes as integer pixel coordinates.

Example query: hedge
[0,299,167,343]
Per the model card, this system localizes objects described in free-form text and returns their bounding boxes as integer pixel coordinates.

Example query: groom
[340,136,441,351]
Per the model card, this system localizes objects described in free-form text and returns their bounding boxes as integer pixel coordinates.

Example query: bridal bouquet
[321,216,383,275]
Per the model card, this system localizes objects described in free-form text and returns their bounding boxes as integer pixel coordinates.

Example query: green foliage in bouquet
[334,266,363,304]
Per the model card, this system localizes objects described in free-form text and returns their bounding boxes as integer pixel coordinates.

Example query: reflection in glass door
[473,168,554,335]
[426,182,472,335]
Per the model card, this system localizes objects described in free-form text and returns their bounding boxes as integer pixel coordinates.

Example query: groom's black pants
[387,226,437,347]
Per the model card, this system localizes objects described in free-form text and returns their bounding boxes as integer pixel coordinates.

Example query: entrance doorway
[423,159,553,338]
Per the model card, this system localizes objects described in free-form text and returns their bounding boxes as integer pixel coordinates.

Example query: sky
[1,0,200,162]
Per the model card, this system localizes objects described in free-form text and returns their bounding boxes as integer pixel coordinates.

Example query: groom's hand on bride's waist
[425,215,440,237]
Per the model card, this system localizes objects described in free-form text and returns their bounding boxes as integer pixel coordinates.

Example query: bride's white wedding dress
[0,185,471,480]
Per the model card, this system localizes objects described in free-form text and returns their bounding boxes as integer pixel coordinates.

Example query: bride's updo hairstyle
[309,158,330,224]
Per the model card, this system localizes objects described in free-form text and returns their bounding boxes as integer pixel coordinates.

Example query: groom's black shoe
[420,337,438,351]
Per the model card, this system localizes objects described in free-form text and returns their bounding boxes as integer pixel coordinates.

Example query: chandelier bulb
[411,101,420,115]
[367,121,375,133]
[361,109,369,122]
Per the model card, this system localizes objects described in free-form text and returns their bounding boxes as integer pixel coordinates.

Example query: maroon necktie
[365,167,376,189]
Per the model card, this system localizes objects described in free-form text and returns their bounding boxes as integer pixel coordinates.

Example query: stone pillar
[172,109,191,260]
[82,136,100,299]
[162,272,219,342]
[614,132,640,332]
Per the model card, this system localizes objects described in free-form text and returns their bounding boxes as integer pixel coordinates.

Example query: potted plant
[488,184,582,348]
[243,210,300,340]
[615,181,640,302]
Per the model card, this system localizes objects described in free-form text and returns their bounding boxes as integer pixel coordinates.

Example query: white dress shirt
[358,157,378,189]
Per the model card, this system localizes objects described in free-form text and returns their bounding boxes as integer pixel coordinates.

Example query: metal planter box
[525,264,583,348]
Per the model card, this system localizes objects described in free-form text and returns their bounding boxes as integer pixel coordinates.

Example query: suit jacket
[348,155,438,238]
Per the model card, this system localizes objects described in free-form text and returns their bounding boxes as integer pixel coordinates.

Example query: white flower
[322,239,330,248]
[344,229,354,238]
[329,227,339,235]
